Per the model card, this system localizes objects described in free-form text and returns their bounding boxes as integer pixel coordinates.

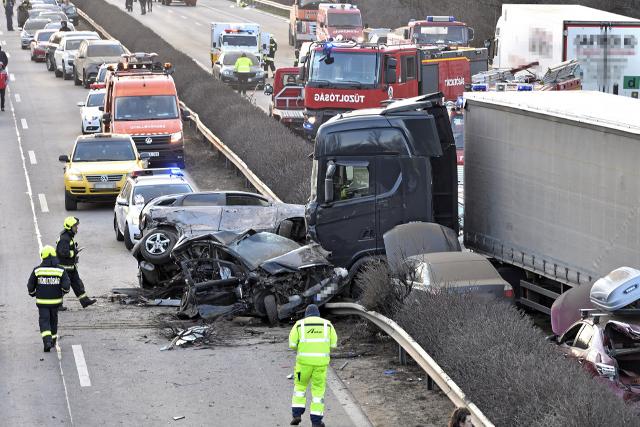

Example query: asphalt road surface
[0,28,366,426]
[101,0,295,113]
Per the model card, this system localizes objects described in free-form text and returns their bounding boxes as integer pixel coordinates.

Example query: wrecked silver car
[140,230,347,324]
[133,191,306,269]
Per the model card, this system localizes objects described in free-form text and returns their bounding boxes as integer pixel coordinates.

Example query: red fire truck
[299,41,488,135]
[289,0,337,49]
[387,16,475,47]
[315,3,364,43]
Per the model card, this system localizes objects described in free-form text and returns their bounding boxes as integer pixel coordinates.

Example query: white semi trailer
[463,90,640,314]
[490,4,640,97]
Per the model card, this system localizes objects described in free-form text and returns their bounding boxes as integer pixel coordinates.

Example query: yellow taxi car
[59,133,150,210]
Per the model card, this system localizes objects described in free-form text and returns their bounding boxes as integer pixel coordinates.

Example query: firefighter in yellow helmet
[27,246,70,352]
[56,216,96,309]
[288,304,338,427]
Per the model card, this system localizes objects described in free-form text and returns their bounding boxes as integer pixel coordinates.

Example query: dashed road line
[195,21,202,26]
[14,93,21,102]
[28,150,36,164]
[180,15,187,19]
[9,73,15,81]
[5,52,10,58]
[38,193,49,213]
[20,118,28,129]
[72,345,92,387]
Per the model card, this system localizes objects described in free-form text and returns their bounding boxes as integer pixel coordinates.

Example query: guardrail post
[427,376,434,390]
[398,344,407,365]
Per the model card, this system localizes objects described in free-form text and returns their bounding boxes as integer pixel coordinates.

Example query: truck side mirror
[467,27,475,42]
[102,112,111,124]
[181,109,191,121]
[263,83,274,96]
[324,161,336,203]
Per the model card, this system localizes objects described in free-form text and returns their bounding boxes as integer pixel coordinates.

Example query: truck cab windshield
[221,35,257,48]
[114,95,179,121]
[309,51,378,86]
[414,25,467,44]
[299,0,322,8]
[327,12,362,28]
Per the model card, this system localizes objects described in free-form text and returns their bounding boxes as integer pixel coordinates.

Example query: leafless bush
[74,0,311,203]
[357,259,412,319]
[396,290,639,426]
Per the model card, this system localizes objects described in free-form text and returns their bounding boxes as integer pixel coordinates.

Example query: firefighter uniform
[263,36,277,77]
[27,246,70,352]
[289,304,338,427]
[56,216,96,308]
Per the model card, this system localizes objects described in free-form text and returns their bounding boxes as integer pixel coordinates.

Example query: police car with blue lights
[114,168,195,250]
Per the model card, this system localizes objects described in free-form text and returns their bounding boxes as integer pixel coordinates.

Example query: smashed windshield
[309,51,378,86]
[221,35,257,48]
[230,233,300,270]
[114,95,179,121]
[327,12,361,28]
[414,25,467,44]
[72,140,136,162]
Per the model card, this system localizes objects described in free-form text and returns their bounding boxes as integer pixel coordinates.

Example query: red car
[30,29,57,62]
[551,267,640,403]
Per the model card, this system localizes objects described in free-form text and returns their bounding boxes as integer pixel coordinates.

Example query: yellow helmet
[63,216,79,230]
[40,245,57,260]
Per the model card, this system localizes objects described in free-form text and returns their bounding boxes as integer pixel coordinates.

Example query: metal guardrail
[324,302,495,427]
[249,0,292,11]
[77,8,282,203]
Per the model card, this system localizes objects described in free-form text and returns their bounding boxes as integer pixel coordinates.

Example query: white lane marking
[72,345,92,387]
[20,118,28,129]
[195,21,202,26]
[1,39,5,44]
[38,193,48,213]
[28,150,36,164]
[326,368,373,427]
[167,9,173,14]
[0,31,3,36]
[14,93,20,102]
[9,73,15,81]
[57,344,75,425]
[180,15,187,20]
[5,52,9,58]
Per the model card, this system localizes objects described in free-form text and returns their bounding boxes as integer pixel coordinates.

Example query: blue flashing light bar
[517,84,533,91]
[471,84,487,92]
[427,16,455,22]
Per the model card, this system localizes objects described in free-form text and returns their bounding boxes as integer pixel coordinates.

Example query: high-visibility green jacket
[289,316,338,366]
[234,56,253,73]
[27,257,70,306]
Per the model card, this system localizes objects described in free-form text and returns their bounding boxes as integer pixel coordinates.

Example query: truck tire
[263,294,278,326]
[65,192,77,211]
[54,66,63,78]
[73,67,81,86]
[276,219,293,239]
[140,227,178,265]
[114,216,124,241]
[124,223,135,250]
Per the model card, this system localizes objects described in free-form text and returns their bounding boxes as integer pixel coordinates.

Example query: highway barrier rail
[251,0,291,11]
[325,302,494,427]
[77,8,282,203]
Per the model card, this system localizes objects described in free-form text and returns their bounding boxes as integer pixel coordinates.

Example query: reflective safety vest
[234,56,253,73]
[27,264,70,306]
[56,230,77,270]
[289,316,338,366]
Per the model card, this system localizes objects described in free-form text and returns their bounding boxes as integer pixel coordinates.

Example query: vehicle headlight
[67,173,83,181]
[170,131,182,143]
[256,70,264,77]
[307,116,317,124]
[131,214,140,226]
[222,70,233,76]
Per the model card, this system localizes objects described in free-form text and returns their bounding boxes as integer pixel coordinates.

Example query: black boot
[290,416,302,425]
[80,296,97,308]
[59,305,68,311]
[312,423,325,427]
[43,337,52,353]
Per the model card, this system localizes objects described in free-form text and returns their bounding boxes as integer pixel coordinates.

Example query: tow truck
[210,22,270,68]
[387,16,474,47]
[316,3,363,43]
[298,40,488,136]
[289,0,337,49]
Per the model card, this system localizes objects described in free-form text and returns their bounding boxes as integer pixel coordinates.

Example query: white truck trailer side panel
[463,91,640,288]
[493,4,638,77]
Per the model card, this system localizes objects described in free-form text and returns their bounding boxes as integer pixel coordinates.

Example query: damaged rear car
[143,230,347,324]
